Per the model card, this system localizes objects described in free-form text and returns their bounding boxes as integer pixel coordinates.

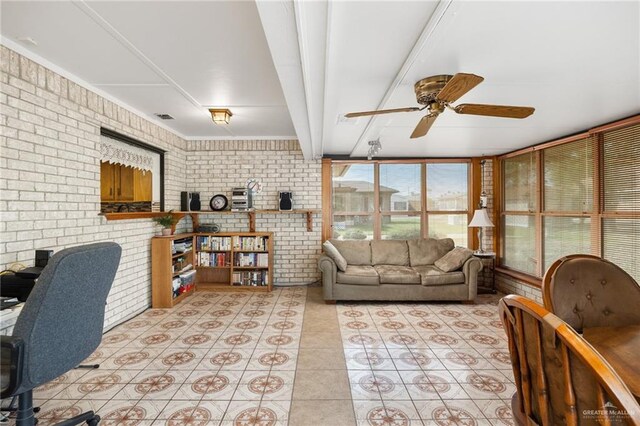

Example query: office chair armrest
[0,335,25,399]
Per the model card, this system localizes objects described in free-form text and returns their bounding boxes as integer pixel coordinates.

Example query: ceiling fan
[344,73,535,139]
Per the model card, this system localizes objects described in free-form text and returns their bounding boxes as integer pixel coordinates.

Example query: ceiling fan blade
[454,103,535,118]
[344,107,420,118]
[410,113,438,139]
[436,73,484,103]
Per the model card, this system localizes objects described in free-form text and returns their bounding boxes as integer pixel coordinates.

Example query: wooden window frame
[323,158,473,244]
[496,114,640,286]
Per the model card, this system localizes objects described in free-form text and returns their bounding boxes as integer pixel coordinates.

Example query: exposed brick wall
[481,158,495,252]
[0,45,191,328]
[0,45,322,330]
[185,140,322,285]
[495,272,543,303]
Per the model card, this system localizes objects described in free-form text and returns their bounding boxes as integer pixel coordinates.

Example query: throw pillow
[323,241,348,272]
[434,247,473,272]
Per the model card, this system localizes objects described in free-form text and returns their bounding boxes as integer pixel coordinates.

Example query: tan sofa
[318,238,482,303]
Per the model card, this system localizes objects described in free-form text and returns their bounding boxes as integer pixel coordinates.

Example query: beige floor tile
[289,399,356,426]
[300,330,343,348]
[293,369,352,400]
[296,348,346,370]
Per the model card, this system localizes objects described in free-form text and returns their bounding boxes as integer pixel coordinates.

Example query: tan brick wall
[184,140,322,285]
[495,272,543,303]
[0,45,321,330]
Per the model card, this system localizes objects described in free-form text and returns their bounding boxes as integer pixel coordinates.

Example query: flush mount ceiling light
[209,108,232,125]
[367,138,382,160]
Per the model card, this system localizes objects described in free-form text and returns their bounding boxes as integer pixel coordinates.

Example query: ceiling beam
[348,0,457,157]
[255,0,314,160]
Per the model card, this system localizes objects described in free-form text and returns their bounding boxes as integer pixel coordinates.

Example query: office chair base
[55,411,99,426]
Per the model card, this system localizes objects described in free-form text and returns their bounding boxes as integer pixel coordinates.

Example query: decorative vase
[161,228,172,236]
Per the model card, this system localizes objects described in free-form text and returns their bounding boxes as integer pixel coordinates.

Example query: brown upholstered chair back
[499,295,640,426]
[542,254,640,333]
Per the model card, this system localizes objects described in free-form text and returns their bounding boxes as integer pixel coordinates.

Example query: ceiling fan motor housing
[414,74,453,105]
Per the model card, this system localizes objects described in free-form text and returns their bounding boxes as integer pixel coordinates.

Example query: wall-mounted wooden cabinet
[100,162,151,202]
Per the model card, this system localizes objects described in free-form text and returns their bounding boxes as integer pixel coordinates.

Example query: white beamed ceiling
[0,1,295,139]
[1,1,639,159]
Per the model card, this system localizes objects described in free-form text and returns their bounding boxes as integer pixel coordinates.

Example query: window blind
[504,153,536,212]
[543,216,591,272]
[503,215,537,275]
[544,138,593,212]
[603,218,640,282]
[603,124,640,212]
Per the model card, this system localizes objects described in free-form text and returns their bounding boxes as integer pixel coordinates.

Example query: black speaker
[181,191,201,211]
[279,191,293,211]
[35,249,53,268]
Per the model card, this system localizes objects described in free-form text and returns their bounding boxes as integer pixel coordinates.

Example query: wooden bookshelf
[195,232,273,292]
[151,234,196,308]
[152,232,273,306]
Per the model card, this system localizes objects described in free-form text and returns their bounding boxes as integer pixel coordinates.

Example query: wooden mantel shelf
[187,209,320,232]
[102,209,320,232]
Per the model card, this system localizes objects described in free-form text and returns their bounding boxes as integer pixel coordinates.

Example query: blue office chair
[1,242,121,426]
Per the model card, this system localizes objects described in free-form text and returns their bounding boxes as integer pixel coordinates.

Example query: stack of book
[197,236,231,251]
[198,252,228,267]
[234,253,268,267]
[232,270,269,286]
[233,236,267,251]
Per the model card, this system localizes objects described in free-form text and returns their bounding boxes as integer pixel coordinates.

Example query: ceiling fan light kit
[345,73,535,139]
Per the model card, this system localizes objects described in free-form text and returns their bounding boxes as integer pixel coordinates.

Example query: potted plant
[153,211,176,236]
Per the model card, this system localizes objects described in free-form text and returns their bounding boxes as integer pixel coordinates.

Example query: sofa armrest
[462,257,483,300]
[318,254,337,301]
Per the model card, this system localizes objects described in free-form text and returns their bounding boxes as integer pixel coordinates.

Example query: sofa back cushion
[330,240,372,265]
[434,247,473,272]
[408,238,455,266]
[371,240,410,266]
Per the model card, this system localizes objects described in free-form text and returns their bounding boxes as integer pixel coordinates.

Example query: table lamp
[468,208,494,253]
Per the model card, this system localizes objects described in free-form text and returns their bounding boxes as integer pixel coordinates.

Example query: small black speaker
[181,192,201,211]
[279,191,293,211]
[35,249,53,268]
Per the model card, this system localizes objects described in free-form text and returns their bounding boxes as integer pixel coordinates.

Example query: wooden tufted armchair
[542,254,640,333]
[499,295,640,425]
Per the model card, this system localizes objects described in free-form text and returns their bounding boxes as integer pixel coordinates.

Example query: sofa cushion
[371,240,410,266]
[414,265,465,286]
[435,247,473,272]
[374,265,421,284]
[331,240,372,265]
[408,238,455,266]
[322,241,348,272]
[337,265,379,285]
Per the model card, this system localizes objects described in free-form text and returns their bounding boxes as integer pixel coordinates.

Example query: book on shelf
[233,236,267,251]
[232,270,269,286]
[197,236,231,251]
[234,253,269,267]
[197,252,228,267]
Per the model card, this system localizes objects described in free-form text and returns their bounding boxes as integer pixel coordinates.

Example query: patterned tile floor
[25,287,307,426]
[5,289,514,426]
[337,294,515,426]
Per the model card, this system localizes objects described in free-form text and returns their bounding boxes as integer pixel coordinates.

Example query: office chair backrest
[542,254,640,332]
[12,242,121,393]
[499,295,640,425]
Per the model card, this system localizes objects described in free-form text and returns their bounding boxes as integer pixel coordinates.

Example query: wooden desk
[583,325,640,399]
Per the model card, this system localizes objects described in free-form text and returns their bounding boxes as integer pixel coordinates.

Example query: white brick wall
[0,46,186,329]
[185,140,322,285]
[0,45,321,330]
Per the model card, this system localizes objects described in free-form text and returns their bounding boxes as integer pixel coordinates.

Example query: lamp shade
[468,209,494,228]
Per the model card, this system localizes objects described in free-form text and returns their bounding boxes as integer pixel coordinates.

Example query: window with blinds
[603,124,640,212]
[500,117,640,280]
[504,153,537,212]
[544,138,594,212]
[603,218,640,282]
